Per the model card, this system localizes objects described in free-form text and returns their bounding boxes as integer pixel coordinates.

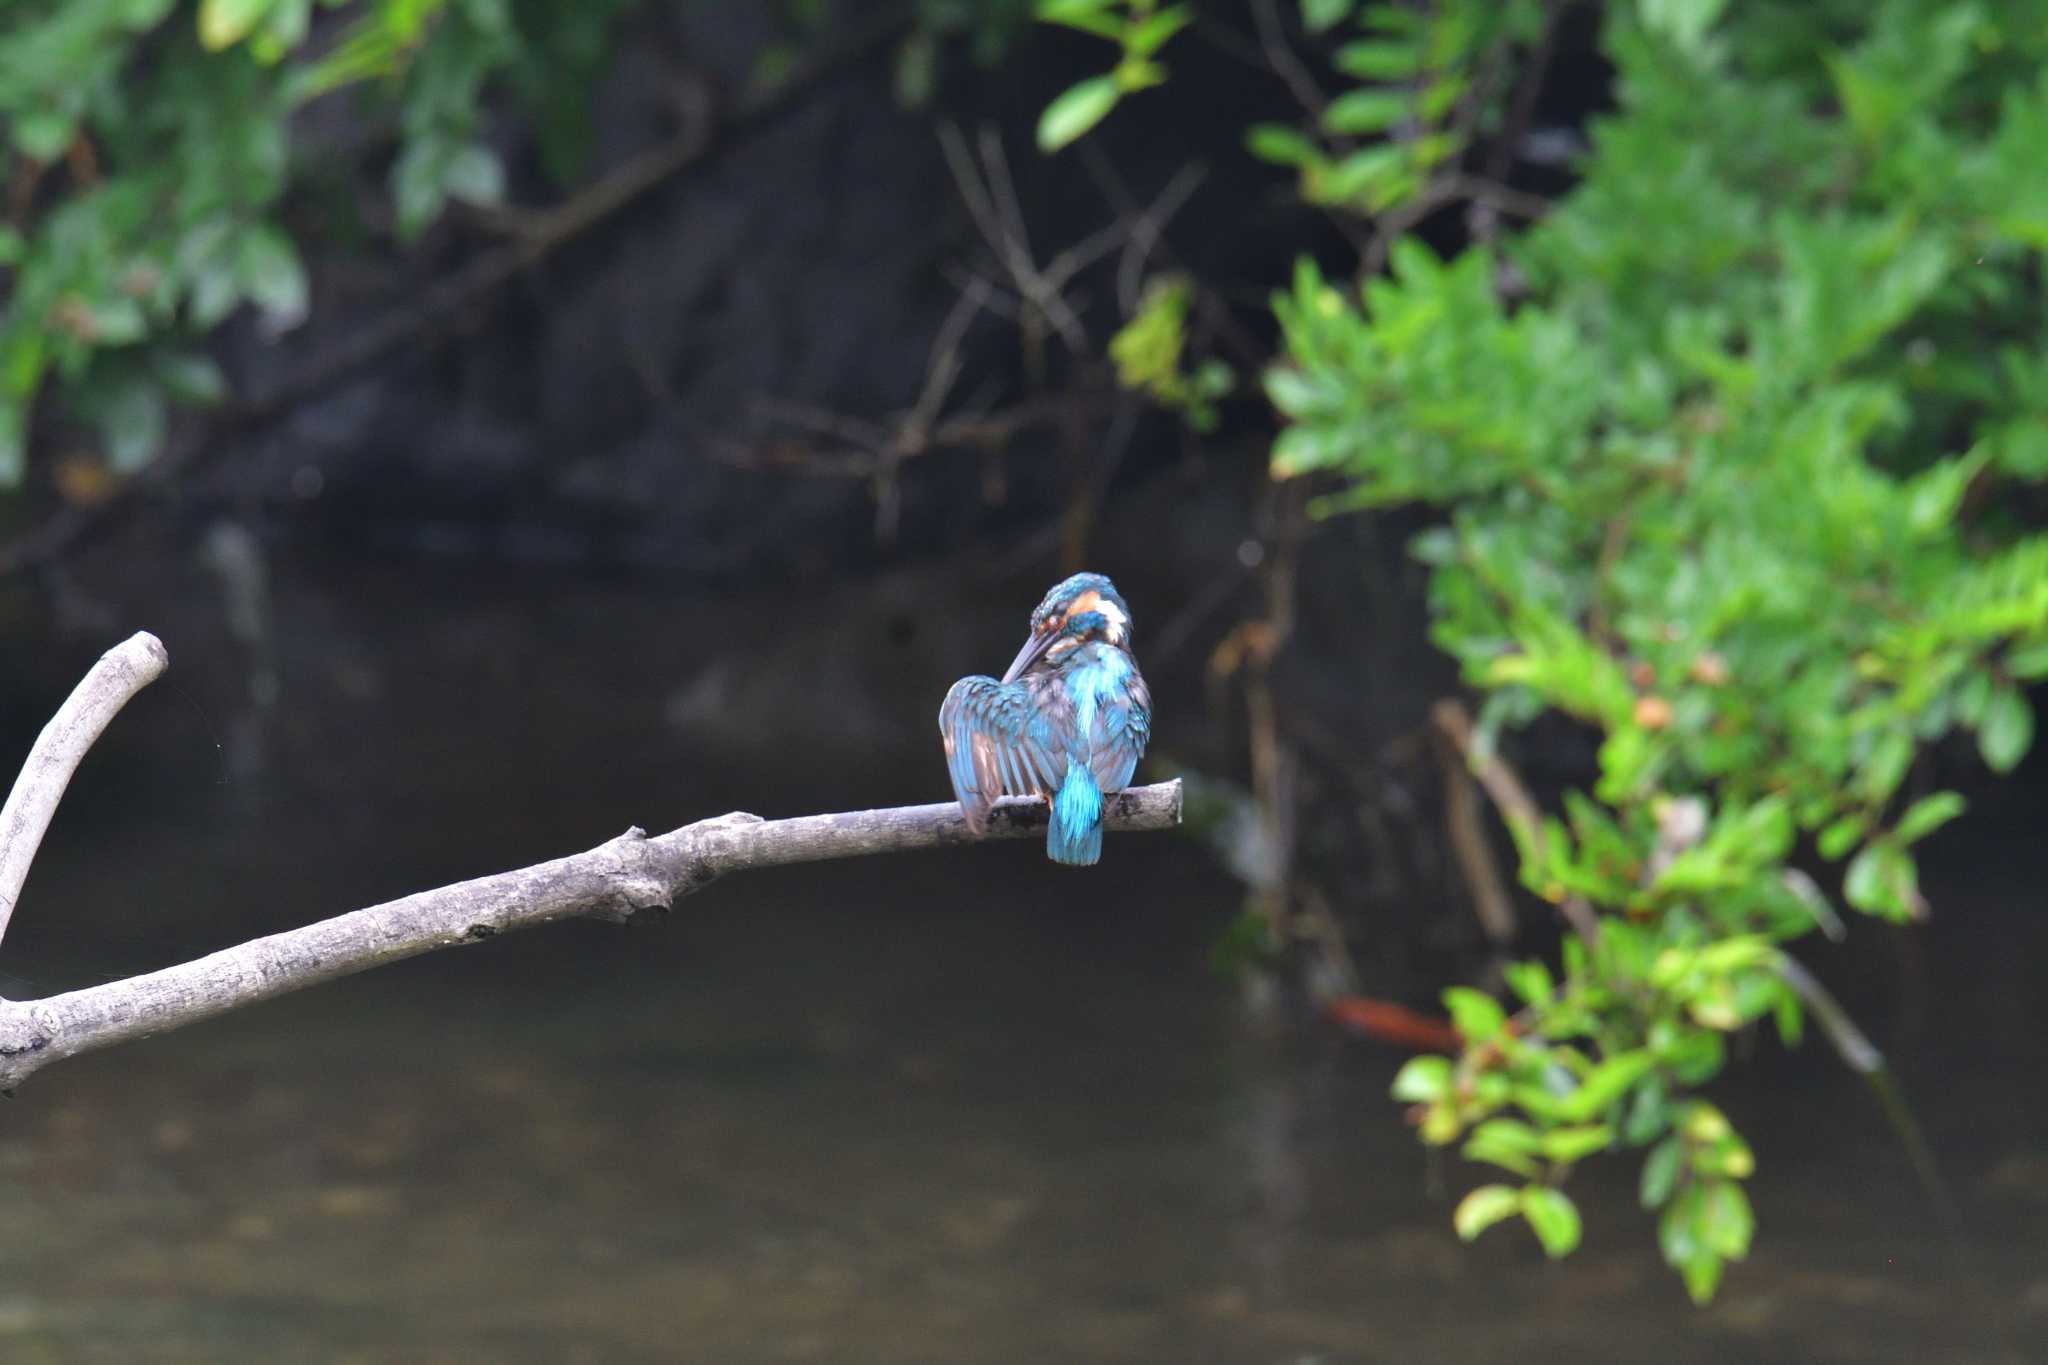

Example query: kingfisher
[939,572,1152,866]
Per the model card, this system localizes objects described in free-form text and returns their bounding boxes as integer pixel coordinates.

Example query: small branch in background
[0,632,167,949]
[1249,0,1330,121]
[1241,481,1307,940]
[1775,954,1960,1231]
[732,139,1207,547]
[1433,729,1519,947]
[0,633,1182,1092]
[1430,697,1598,946]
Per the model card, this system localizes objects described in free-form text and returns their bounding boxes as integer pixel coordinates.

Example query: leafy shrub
[0,0,632,487]
[1050,0,2048,1301]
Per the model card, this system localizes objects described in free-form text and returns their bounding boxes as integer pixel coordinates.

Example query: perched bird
[939,572,1152,866]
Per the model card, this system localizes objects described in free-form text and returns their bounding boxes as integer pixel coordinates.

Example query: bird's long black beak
[1001,629,1055,684]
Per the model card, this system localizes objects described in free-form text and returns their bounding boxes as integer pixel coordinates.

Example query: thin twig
[0,632,167,950]
[1249,0,1329,120]
[1430,697,1599,946]
[0,637,1181,1092]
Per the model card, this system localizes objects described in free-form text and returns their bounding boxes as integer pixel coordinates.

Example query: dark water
[0,551,2041,1363]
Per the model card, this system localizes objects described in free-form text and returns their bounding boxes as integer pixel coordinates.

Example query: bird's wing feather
[939,676,1065,834]
[1085,662,1151,794]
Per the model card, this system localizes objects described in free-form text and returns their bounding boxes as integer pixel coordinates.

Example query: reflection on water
[0,555,2040,1363]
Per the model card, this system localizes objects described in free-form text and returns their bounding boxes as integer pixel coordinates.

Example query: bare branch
[0,631,167,949]
[0,635,1181,1091]
[1430,698,1599,947]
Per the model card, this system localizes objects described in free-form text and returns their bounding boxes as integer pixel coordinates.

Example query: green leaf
[1893,792,1965,845]
[1519,1186,1582,1258]
[1502,959,1554,1008]
[1816,814,1866,861]
[237,226,308,331]
[199,0,278,50]
[1125,6,1193,59]
[2008,642,2048,681]
[1245,124,1320,167]
[1036,76,1121,152]
[1389,1054,1452,1103]
[442,144,506,208]
[0,400,24,488]
[1034,0,1123,42]
[13,111,73,162]
[1334,40,1421,80]
[1301,0,1356,33]
[1640,1137,1683,1208]
[1540,1123,1614,1164]
[1680,1249,1725,1304]
[152,352,228,406]
[894,31,938,109]
[1442,986,1506,1043]
[1554,1049,1656,1122]
[1453,1183,1522,1241]
[1463,1121,1543,1178]
[1322,89,1411,135]
[1979,686,2034,773]
[1698,1178,1754,1259]
[1639,0,1729,52]
[97,379,167,474]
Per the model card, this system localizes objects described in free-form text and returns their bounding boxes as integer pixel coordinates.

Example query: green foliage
[1108,277,1232,432]
[1031,0,1193,150]
[1259,0,2048,1298]
[1042,0,2048,1302]
[0,0,636,487]
[1239,1,1549,216]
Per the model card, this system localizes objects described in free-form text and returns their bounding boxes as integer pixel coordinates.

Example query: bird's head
[1001,572,1133,682]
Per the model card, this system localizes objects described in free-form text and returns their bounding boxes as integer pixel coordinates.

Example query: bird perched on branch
[939,572,1152,866]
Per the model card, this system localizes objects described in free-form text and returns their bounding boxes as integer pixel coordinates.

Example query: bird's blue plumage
[939,573,1151,866]
[1049,761,1104,866]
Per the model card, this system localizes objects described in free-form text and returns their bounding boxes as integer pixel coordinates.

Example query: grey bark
[0,634,1181,1092]
[0,632,168,948]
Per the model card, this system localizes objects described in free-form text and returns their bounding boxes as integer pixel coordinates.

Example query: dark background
[0,5,2040,1361]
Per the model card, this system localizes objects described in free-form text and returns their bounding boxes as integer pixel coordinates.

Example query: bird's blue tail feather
[1048,761,1104,866]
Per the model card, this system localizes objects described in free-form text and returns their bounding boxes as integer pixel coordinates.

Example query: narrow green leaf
[1244,123,1320,167]
[1540,1123,1613,1164]
[1452,1184,1521,1241]
[1035,0,1124,42]
[1519,1186,1582,1258]
[1640,1137,1683,1208]
[1323,89,1410,135]
[1893,792,1966,845]
[1126,6,1193,59]
[1979,686,2034,773]
[1037,76,1121,151]
[1554,1048,1656,1122]
[1334,39,1421,79]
